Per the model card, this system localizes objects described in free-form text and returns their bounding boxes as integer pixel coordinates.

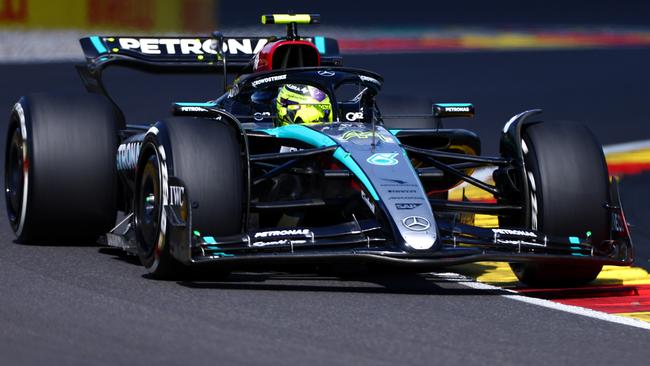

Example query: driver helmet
[275,84,333,126]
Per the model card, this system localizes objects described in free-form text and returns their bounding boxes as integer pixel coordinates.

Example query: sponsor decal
[380,178,411,185]
[252,74,287,87]
[359,75,381,85]
[179,106,206,112]
[252,240,308,247]
[345,111,364,121]
[496,239,546,247]
[388,189,416,193]
[279,146,299,153]
[254,229,311,238]
[395,203,422,210]
[116,37,268,55]
[285,84,309,93]
[317,70,335,77]
[341,130,392,142]
[253,241,290,247]
[116,142,141,170]
[253,111,271,121]
[169,185,184,206]
[361,190,375,213]
[389,196,425,200]
[402,216,431,231]
[492,228,537,238]
[444,106,470,112]
[367,152,399,166]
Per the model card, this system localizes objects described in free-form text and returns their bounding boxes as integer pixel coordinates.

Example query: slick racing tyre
[134,117,244,278]
[510,121,609,287]
[5,93,122,243]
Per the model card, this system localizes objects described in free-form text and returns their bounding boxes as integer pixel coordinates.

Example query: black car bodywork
[74,29,633,275]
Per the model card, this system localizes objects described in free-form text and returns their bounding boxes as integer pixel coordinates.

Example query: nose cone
[401,216,437,250]
[404,233,436,250]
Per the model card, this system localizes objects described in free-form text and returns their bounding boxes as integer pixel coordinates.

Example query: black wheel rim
[136,155,161,257]
[5,128,25,231]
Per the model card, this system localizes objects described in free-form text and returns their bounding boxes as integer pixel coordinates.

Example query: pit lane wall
[0,0,216,32]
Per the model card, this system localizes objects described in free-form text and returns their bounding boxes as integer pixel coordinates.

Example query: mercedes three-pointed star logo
[317,70,335,77]
[402,216,431,231]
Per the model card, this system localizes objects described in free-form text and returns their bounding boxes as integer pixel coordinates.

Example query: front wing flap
[165,206,632,271]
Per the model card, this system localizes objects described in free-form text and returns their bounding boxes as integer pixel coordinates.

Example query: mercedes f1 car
[5,14,633,286]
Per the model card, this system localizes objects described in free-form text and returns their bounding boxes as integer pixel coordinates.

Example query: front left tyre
[4,93,123,243]
[134,117,245,278]
[508,120,609,286]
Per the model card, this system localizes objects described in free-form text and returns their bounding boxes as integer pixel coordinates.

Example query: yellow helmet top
[275,84,333,126]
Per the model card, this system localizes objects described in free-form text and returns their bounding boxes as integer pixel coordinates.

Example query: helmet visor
[278,98,332,124]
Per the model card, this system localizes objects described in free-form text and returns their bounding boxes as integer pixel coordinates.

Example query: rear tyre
[4,94,122,243]
[510,121,608,287]
[134,117,244,278]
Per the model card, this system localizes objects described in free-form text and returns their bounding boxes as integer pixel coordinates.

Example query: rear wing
[77,35,341,99]
[80,35,341,72]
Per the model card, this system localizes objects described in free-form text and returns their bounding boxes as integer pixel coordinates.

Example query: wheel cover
[136,156,161,258]
[5,128,25,231]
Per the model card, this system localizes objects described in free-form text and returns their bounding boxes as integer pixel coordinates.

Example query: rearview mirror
[433,103,475,118]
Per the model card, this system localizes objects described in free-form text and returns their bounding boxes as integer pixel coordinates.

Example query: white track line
[440,139,650,330]
[603,139,650,154]
[432,273,650,331]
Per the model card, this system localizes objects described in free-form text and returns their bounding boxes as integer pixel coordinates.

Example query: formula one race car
[5,14,633,286]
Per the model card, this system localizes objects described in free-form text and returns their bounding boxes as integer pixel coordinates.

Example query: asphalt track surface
[1,49,649,365]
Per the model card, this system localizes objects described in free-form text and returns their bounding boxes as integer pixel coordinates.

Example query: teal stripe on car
[262,124,336,147]
[261,125,379,200]
[203,236,218,244]
[90,36,108,54]
[175,102,217,107]
[314,36,326,54]
[436,103,473,107]
[333,148,379,200]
